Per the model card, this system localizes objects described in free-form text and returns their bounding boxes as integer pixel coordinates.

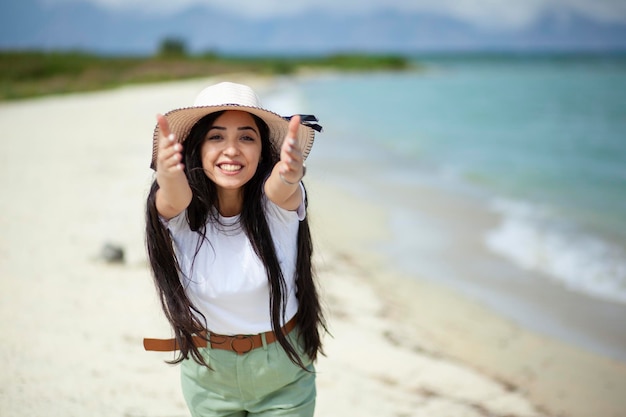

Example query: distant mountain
[1,0,625,54]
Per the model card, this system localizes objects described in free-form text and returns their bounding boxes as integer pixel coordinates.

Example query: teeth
[220,164,242,172]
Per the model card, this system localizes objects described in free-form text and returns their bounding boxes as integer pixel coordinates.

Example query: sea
[263,53,626,360]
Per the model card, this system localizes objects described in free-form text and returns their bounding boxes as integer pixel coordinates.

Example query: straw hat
[151,82,321,170]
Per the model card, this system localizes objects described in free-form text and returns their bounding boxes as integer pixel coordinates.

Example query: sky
[4,0,621,54]
[47,0,626,29]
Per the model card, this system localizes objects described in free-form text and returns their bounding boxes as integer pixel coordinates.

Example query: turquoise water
[269,54,626,305]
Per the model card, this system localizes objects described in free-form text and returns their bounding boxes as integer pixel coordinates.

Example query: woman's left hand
[265,115,305,211]
[278,115,305,185]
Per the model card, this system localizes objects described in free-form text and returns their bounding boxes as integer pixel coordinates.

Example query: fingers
[281,115,303,165]
[158,139,184,172]
[156,114,184,173]
[279,115,304,181]
[282,136,303,164]
[287,114,300,140]
[157,113,171,138]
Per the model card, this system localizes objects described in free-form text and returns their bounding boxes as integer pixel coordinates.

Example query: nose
[222,138,241,157]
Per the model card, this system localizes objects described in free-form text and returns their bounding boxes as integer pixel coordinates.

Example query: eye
[240,135,256,142]
[206,134,222,141]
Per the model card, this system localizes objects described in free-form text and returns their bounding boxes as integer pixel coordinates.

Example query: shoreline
[307,177,626,417]
[1,75,624,417]
[303,113,626,366]
[382,179,626,364]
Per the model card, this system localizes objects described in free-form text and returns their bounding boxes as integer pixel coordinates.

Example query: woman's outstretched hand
[154,114,192,220]
[265,115,305,211]
[156,114,185,176]
[278,115,305,186]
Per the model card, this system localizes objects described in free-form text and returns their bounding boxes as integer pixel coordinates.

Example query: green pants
[180,330,316,417]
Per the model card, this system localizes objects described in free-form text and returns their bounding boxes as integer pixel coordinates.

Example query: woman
[143,82,325,416]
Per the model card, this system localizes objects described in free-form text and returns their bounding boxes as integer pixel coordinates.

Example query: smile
[218,163,243,173]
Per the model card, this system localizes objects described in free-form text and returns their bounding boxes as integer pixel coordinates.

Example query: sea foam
[485,198,626,305]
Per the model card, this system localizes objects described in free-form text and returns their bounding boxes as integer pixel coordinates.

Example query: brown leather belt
[143,316,297,355]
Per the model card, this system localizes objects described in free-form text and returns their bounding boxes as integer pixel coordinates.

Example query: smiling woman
[143,82,326,417]
[189,111,265,216]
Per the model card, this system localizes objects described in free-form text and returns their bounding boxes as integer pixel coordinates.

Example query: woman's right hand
[156,114,185,176]
[154,114,193,219]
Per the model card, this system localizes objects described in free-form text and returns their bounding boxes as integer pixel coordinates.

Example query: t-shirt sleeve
[159,211,187,232]
[265,182,307,223]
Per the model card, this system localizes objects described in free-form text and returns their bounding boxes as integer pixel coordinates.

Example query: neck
[217,188,244,217]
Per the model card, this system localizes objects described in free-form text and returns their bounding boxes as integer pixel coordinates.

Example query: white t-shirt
[164,187,305,335]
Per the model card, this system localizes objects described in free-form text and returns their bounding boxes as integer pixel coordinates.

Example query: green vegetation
[157,38,188,58]
[0,47,415,101]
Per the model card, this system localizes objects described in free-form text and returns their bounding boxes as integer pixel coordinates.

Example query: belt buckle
[230,335,254,355]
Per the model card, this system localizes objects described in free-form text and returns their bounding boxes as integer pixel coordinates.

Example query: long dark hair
[146,111,325,369]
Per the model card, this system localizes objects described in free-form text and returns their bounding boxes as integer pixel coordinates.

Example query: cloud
[47,0,626,28]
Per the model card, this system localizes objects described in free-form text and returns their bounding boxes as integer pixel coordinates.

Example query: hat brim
[151,104,315,170]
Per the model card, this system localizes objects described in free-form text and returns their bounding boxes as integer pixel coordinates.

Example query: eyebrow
[209,125,259,135]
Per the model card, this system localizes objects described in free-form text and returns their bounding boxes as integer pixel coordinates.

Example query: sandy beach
[1,76,625,417]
